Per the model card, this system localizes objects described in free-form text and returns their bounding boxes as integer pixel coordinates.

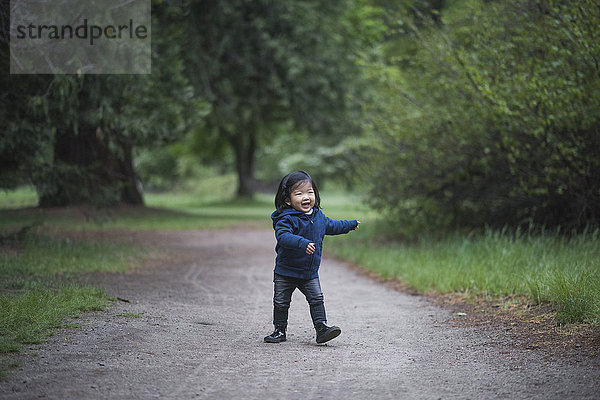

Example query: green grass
[0,231,142,379]
[0,284,108,378]
[0,285,107,353]
[0,233,139,354]
[0,234,140,279]
[0,186,38,210]
[0,203,272,232]
[0,193,276,233]
[0,176,275,231]
[330,224,600,325]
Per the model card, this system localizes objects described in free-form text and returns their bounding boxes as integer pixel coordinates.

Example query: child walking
[264,171,360,344]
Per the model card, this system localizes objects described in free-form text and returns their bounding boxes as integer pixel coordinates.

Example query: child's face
[286,181,315,213]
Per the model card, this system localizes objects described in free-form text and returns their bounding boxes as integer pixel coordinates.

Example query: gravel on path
[1,229,599,399]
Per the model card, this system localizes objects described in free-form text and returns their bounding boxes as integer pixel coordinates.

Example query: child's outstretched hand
[354,220,361,230]
[306,242,316,254]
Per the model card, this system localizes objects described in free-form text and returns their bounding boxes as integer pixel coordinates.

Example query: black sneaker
[315,323,341,344]
[264,327,287,343]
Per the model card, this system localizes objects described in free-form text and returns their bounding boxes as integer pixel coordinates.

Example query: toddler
[264,171,359,344]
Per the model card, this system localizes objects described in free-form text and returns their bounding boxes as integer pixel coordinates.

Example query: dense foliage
[1,1,202,205]
[179,0,369,196]
[3,0,599,233]
[1,0,371,202]
[365,0,600,231]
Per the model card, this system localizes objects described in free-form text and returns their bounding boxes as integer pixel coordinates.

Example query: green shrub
[365,0,600,232]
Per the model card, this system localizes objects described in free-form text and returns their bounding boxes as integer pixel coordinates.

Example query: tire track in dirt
[171,261,265,398]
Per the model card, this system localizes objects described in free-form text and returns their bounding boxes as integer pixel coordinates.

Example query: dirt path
[2,229,599,399]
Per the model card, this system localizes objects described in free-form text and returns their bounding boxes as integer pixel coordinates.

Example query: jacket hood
[271,207,319,223]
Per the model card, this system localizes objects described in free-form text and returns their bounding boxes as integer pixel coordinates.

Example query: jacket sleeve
[275,216,311,250]
[325,217,358,235]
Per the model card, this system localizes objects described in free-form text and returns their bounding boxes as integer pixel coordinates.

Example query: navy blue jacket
[271,208,358,279]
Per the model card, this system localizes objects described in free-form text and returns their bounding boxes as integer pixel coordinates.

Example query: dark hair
[274,170,321,211]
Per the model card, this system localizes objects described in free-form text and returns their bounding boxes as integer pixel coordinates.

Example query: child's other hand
[306,242,316,254]
[354,220,361,230]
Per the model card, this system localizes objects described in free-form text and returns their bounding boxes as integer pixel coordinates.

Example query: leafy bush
[365,0,600,232]
[135,148,179,192]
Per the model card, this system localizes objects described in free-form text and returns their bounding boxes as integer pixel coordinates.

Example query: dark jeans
[272,273,326,329]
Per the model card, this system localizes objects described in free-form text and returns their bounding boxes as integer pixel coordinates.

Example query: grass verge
[0,285,107,353]
[0,187,38,210]
[0,232,141,378]
[330,224,600,325]
[1,234,141,278]
[0,199,274,233]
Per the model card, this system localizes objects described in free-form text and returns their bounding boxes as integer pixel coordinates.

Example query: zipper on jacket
[309,216,315,269]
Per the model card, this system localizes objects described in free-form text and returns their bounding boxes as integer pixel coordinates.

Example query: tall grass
[331,225,600,324]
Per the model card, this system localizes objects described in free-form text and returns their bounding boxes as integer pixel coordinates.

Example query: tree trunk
[117,139,144,205]
[39,126,105,207]
[230,128,256,198]
[38,126,144,207]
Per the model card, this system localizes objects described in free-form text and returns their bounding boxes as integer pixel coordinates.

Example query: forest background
[3,0,599,230]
